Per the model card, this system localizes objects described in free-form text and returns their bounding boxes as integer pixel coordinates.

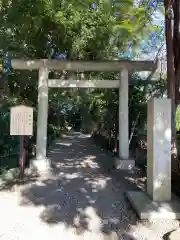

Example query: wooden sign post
[10,105,33,178]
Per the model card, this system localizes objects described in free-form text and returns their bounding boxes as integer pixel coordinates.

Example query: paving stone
[0,132,178,240]
[166,230,180,240]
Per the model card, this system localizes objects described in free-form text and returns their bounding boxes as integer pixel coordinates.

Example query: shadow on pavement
[19,132,143,239]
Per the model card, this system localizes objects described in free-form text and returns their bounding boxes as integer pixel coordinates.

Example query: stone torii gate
[11,59,156,173]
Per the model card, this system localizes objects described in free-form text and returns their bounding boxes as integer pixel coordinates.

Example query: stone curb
[164,229,180,240]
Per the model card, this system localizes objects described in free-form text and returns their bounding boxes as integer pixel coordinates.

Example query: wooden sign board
[10,105,33,136]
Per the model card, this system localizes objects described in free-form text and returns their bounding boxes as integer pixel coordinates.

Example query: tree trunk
[173,0,180,106]
[164,0,179,168]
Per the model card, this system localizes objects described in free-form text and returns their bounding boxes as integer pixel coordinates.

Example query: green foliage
[0,0,158,59]
[176,106,180,131]
[0,0,166,171]
[0,104,19,156]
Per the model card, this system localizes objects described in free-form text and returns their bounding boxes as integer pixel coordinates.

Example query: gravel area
[0,132,179,240]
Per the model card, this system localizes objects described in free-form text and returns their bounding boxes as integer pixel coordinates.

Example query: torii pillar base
[30,158,52,177]
[115,158,135,170]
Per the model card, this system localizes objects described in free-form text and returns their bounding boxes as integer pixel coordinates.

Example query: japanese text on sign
[10,105,33,136]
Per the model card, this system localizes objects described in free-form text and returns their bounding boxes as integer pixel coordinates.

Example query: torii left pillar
[31,67,51,173]
[115,68,135,170]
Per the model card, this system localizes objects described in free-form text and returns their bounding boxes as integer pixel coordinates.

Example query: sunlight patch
[87,177,111,190]
[81,155,100,169]
[64,173,81,179]
[55,142,72,147]
[83,206,102,233]
[35,181,46,187]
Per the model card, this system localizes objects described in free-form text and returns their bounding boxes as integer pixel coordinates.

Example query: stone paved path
[0,132,179,240]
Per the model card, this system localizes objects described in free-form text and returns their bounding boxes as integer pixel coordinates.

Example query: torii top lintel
[11,59,157,72]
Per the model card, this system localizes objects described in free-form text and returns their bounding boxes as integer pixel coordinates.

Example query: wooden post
[19,135,25,178]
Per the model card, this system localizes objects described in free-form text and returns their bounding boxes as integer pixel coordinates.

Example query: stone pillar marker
[126,97,180,220]
[147,98,171,201]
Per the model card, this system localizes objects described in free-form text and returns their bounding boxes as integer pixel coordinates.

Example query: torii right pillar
[116,68,135,170]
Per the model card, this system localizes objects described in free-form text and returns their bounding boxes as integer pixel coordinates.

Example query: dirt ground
[0,132,179,240]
